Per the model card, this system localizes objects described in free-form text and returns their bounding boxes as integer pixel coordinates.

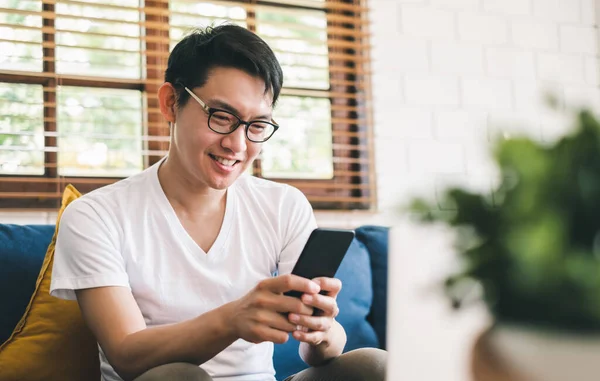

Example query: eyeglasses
[183,87,279,143]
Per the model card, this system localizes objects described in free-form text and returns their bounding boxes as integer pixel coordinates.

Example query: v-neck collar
[150,157,236,259]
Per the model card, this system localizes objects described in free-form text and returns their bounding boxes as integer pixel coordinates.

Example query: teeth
[213,155,236,167]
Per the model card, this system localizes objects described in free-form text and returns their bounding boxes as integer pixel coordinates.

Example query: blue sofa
[0,224,388,381]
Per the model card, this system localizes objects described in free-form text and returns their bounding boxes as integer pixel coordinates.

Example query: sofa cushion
[356,225,389,350]
[0,224,55,344]
[273,237,379,381]
[0,185,101,381]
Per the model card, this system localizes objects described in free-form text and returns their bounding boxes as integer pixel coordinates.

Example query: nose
[221,123,247,153]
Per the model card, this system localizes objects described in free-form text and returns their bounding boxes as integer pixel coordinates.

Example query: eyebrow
[209,99,272,121]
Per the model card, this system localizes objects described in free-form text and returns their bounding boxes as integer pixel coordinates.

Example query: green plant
[410,110,600,333]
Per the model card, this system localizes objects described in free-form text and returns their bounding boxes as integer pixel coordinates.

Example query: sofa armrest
[355,225,389,350]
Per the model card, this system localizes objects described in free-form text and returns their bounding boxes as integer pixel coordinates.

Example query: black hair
[165,24,284,108]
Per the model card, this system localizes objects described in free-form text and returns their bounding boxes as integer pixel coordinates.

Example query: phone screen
[284,228,355,299]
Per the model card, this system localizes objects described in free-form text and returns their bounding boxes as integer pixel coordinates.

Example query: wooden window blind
[0,0,375,211]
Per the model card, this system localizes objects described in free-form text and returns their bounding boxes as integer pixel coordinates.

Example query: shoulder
[83,167,152,202]
[70,166,155,213]
[60,166,157,233]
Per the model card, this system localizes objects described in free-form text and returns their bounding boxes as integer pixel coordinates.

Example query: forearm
[114,302,238,380]
[299,319,346,367]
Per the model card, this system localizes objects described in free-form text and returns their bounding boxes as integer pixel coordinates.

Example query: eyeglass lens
[209,110,276,142]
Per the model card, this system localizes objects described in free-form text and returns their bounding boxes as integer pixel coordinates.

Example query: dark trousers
[134,348,387,381]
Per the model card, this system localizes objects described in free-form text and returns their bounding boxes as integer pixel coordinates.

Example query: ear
[158,82,177,124]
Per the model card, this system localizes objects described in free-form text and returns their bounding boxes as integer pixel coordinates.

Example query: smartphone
[283,228,355,299]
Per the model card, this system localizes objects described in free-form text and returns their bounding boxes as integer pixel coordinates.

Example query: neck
[157,154,226,216]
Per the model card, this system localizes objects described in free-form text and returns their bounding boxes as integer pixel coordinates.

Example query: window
[0,0,374,210]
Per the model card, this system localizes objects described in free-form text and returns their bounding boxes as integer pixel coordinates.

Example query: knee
[133,363,213,381]
[342,347,387,381]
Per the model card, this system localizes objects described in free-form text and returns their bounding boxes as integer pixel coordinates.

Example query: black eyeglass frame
[183,86,280,143]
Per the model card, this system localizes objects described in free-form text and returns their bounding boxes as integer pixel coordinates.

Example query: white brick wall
[512,21,559,50]
[458,12,509,44]
[560,25,598,54]
[462,78,513,109]
[432,0,478,9]
[534,0,581,23]
[405,75,460,105]
[486,48,536,79]
[367,0,600,229]
[431,42,484,74]
[484,0,531,16]
[582,0,597,25]
[586,57,600,84]
[538,53,585,84]
[401,6,456,39]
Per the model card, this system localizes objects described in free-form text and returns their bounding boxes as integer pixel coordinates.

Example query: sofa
[0,223,388,381]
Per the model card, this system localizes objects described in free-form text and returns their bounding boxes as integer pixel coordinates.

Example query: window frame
[0,0,374,211]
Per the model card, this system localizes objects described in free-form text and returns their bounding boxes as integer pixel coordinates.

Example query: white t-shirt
[50,158,317,381]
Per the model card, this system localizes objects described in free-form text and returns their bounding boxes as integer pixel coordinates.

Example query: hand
[288,277,342,346]
[229,274,319,344]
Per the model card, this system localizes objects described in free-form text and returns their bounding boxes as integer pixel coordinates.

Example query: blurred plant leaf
[407,109,600,333]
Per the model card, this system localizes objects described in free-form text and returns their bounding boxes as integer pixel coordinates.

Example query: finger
[278,295,315,316]
[253,292,314,315]
[251,325,290,345]
[312,277,342,297]
[301,293,338,317]
[292,329,326,346]
[288,313,332,333]
[255,310,299,333]
[259,274,320,295]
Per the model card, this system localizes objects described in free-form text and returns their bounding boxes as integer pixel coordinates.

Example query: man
[50,24,386,381]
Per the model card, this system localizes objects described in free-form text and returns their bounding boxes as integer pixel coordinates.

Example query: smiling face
[162,67,274,191]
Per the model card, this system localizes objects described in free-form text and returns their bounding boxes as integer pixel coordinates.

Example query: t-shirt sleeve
[50,198,130,301]
[277,186,318,276]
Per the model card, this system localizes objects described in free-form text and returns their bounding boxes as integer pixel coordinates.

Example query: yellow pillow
[0,184,100,381]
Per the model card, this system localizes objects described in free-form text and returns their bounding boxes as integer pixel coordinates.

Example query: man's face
[171,67,273,190]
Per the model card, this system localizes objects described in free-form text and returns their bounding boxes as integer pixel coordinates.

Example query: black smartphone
[283,228,355,299]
